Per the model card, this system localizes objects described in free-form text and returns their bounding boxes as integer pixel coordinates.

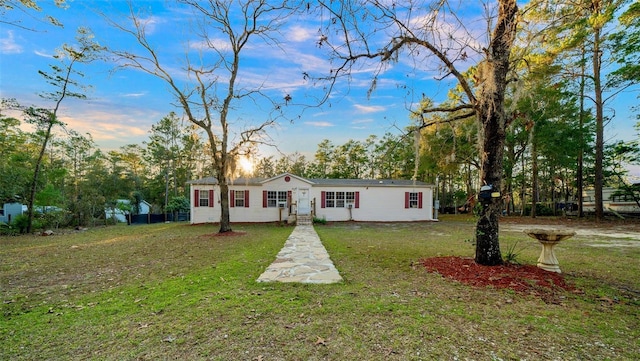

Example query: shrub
[0,221,18,236]
[166,196,190,213]
[523,203,555,216]
[313,216,327,225]
[11,214,34,234]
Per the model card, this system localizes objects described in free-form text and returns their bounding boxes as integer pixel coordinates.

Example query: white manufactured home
[188,173,435,224]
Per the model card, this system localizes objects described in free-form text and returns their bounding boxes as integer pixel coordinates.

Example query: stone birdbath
[524,228,576,273]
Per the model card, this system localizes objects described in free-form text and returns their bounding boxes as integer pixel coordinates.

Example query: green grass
[1,218,639,360]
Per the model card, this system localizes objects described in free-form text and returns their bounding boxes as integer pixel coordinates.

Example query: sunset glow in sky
[1,1,637,178]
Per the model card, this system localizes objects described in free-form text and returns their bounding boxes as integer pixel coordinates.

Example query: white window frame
[267,191,287,208]
[199,190,209,207]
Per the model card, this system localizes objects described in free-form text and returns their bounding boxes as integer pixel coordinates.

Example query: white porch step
[297,215,313,225]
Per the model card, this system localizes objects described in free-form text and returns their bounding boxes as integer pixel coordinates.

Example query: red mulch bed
[421,256,577,300]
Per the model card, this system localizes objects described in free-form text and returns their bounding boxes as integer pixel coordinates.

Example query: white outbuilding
[188,173,435,224]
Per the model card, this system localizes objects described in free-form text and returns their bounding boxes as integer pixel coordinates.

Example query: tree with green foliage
[307,139,334,179]
[254,156,276,178]
[532,0,632,220]
[513,77,584,217]
[0,114,32,203]
[145,112,195,216]
[61,130,99,226]
[21,28,102,233]
[609,2,640,90]
[165,195,190,221]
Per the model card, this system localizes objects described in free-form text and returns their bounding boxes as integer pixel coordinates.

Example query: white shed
[188,173,434,224]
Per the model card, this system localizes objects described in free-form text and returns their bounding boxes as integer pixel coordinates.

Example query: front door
[297,188,310,215]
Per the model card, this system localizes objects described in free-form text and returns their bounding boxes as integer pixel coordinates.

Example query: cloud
[60,111,149,139]
[189,38,232,52]
[304,121,334,127]
[353,104,386,113]
[350,118,374,130]
[0,31,23,54]
[121,92,147,97]
[34,50,54,58]
[138,15,165,35]
[352,118,374,124]
[287,25,315,43]
[408,8,485,56]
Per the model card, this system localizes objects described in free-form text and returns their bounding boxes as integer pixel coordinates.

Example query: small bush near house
[313,216,327,225]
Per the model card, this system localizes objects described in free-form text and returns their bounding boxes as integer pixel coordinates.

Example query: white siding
[190,185,217,224]
[313,186,433,222]
[189,174,435,224]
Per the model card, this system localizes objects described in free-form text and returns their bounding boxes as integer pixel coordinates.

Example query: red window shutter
[418,192,423,209]
[355,191,360,208]
[209,190,214,207]
[321,191,326,208]
[245,190,250,208]
[263,190,267,208]
[229,190,235,208]
[194,189,199,208]
[287,190,292,206]
[404,192,409,209]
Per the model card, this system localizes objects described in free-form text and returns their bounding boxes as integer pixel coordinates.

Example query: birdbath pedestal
[524,229,576,273]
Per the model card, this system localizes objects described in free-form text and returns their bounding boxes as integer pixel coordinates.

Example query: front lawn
[1,219,638,360]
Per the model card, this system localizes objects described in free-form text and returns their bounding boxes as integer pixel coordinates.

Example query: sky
[1,1,638,178]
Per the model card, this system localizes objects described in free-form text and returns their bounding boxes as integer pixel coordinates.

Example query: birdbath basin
[524,228,576,273]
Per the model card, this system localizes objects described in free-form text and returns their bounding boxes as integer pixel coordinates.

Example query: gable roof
[188,173,432,188]
[260,172,315,185]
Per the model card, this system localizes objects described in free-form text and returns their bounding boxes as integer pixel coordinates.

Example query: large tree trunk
[475,107,506,266]
[217,166,232,233]
[577,46,587,218]
[593,24,605,221]
[474,0,517,266]
[26,116,55,234]
[530,127,538,218]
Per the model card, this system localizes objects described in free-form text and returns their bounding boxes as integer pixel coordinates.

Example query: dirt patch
[200,231,247,238]
[499,216,640,241]
[421,256,576,302]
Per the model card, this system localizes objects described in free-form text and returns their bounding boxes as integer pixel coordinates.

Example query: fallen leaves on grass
[315,336,326,346]
[198,231,247,239]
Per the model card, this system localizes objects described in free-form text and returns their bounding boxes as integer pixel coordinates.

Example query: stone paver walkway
[257,225,342,284]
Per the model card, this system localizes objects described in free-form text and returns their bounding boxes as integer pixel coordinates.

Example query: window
[263,190,287,208]
[346,192,355,206]
[611,193,635,202]
[233,191,244,207]
[405,192,423,209]
[325,191,335,208]
[408,192,419,208]
[194,189,214,208]
[322,191,358,208]
[199,190,210,207]
[230,190,250,208]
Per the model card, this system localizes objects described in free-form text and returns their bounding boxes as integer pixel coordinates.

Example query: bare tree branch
[103,0,300,232]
